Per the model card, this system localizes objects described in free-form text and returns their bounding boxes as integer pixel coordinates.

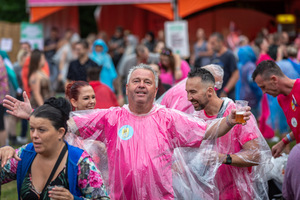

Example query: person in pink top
[159,48,190,86]
[185,67,271,200]
[253,60,300,157]
[68,64,251,200]
[255,37,273,65]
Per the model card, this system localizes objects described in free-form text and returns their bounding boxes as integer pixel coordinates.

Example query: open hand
[3,91,32,119]
[0,146,21,167]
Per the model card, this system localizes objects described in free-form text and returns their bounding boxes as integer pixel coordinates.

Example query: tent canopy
[29,0,233,22]
[28,0,170,7]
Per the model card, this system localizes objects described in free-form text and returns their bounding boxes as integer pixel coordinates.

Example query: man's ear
[207,87,214,98]
[270,75,278,83]
[126,84,128,96]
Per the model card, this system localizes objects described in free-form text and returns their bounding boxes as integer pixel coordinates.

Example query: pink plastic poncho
[67,104,225,200]
[192,98,272,200]
[158,78,194,114]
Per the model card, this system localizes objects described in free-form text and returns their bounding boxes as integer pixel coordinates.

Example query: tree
[0,0,28,22]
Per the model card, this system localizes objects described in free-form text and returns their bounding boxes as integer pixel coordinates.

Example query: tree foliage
[0,0,29,22]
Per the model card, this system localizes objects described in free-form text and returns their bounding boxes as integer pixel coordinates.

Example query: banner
[20,22,44,50]
[165,20,190,58]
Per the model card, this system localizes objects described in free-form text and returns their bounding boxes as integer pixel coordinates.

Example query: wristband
[223,87,229,94]
[282,137,289,145]
[226,116,235,127]
[286,133,293,142]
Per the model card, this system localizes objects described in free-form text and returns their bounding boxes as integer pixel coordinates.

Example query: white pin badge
[291,117,298,128]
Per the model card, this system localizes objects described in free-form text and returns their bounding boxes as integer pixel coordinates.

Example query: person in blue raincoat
[237,46,262,118]
[90,39,117,91]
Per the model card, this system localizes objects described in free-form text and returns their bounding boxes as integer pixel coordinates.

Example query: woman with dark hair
[159,47,190,86]
[65,81,96,111]
[255,37,273,65]
[0,97,109,199]
[28,49,51,108]
[142,31,156,52]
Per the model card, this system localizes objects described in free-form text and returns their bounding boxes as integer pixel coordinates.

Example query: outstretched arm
[3,91,33,119]
[203,107,251,139]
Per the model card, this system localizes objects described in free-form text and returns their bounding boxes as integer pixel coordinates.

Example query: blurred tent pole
[172,0,180,21]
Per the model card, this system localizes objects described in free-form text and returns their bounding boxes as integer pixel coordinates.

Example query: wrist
[223,87,229,94]
[27,109,34,120]
[286,133,293,142]
[282,137,289,145]
[226,115,235,127]
[224,154,232,165]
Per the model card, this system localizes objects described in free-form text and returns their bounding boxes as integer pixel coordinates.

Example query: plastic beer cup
[235,100,248,123]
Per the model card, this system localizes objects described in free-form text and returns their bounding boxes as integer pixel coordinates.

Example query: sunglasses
[161,49,172,56]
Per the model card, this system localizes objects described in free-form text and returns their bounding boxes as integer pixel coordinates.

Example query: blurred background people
[90,39,117,92]
[190,28,213,68]
[142,31,156,52]
[159,47,190,86]
[87,67,119,108]
[209,32,239,100]
[28,50,51,108]
[0,56,9,147]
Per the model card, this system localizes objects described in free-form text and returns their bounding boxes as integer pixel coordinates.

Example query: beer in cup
[235,100,248,123]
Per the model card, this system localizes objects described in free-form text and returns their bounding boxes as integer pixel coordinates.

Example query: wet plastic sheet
[191,98,272,199]
[157,78,194,114]
[66,104,225,200]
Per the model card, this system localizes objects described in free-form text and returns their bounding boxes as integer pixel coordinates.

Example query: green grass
[1,181,18,200]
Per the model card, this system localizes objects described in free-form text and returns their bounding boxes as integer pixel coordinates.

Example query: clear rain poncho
[161,94,273,199]
[66,104,230,200]
[157,78,194,114]
[192,98,273,199]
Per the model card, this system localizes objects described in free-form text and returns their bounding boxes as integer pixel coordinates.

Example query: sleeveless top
[30,71,51,108]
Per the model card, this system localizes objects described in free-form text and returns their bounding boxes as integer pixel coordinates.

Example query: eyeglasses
[161,49,172,56]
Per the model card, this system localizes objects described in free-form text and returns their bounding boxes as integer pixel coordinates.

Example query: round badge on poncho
[118,125,134,140]
[291,117,298,128]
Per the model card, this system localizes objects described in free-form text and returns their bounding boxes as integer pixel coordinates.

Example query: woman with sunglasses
[159,47,190,86]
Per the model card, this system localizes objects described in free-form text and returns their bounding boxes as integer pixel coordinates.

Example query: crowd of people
[0,23,299,199]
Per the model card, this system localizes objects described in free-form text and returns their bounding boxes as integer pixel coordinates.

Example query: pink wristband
[223,87,229,94]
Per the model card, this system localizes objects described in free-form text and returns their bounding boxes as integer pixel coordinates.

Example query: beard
[191,100,206,111]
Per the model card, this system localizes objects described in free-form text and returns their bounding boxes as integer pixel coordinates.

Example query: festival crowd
[0,23,299,199]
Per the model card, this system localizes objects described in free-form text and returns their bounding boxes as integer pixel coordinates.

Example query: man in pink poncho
[185,67,271,200]
[69,64,252,200]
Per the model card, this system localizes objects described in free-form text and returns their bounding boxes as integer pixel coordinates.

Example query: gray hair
[127,64,159,88]
[202,64,224,89]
